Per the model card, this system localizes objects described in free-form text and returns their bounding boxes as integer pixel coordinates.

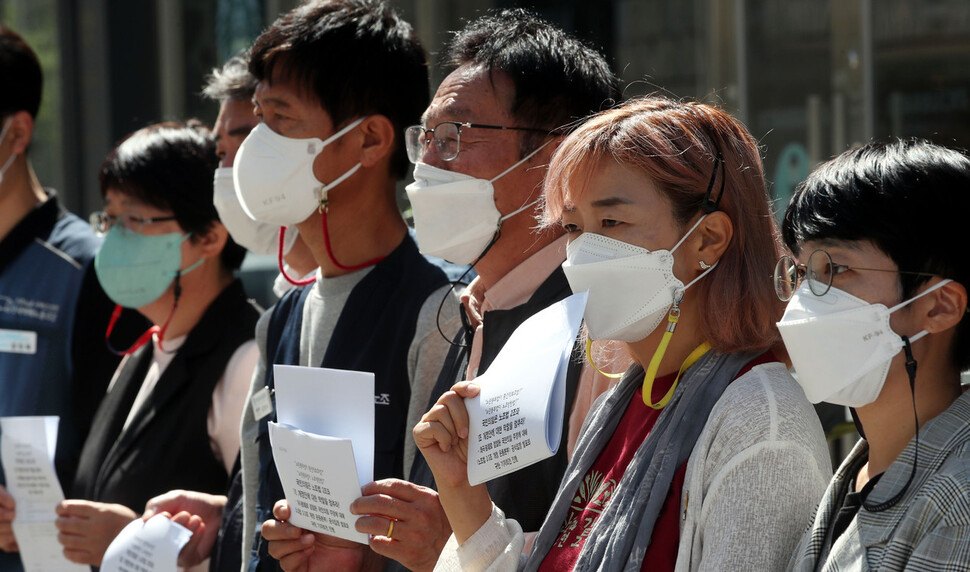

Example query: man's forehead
[218,98,257,125]
[422,64,513,125]
[253,76,324,111]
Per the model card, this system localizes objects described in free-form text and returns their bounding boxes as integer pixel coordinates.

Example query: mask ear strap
[488,138,553,183]
[499,197,540,223]
[321,116,367,146]
[888,278,951,313]
[0,116,17,176]
[670,214,708,254]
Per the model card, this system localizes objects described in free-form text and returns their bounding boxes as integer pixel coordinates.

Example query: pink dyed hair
[543,96,784,353]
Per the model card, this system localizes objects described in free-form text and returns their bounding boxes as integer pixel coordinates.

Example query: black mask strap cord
[864,335,919,512]
[433,226,503,348]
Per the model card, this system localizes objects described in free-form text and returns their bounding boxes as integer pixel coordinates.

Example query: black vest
[407,267,582,533]
[248,236,449,571]
[72,280,259,511]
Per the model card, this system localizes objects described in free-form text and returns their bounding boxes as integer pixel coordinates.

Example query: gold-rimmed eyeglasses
[773,249,936,301]
[404,121,549,164]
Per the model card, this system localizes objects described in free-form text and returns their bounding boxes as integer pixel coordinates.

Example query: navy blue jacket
[247,235,449,571]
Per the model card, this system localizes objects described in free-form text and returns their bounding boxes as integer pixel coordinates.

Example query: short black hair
[249,0,428,179]
[100,121,246,271]
[0,24,43,118]
[202,51,257,103]
[783,139,970,369]
[443,8,620,156]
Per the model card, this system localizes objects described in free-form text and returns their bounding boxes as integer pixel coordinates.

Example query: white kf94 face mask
[405,140,551,265]
[233,117,365,226]
[213,167,298,256]
[561,216,714,343]
[777,279,950,407]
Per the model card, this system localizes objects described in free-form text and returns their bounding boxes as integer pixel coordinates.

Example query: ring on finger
[386,519,395,539]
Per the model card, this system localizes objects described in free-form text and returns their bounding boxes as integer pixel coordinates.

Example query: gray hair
[202,52,257,102]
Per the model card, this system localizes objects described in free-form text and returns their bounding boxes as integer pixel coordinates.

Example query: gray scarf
[525,349,759,571]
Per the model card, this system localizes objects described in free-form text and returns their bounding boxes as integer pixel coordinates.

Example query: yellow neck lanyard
[585,337,624,379]
[642,306,711,408]
[584,304,712,409]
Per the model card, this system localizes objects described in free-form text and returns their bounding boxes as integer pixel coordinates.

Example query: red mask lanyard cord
[277,200,388,286]
[320,207,385,272]
[277,226,315,286]
[105,273,182,355]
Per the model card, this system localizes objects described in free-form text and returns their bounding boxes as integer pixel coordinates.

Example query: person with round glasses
[413,96,831,571]
[780,140,970,570]
[52,121,261,567]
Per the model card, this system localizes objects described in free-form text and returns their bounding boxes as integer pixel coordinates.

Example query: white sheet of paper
[465,291,588,486]
[269,422,369,544]
[273,365,375,484]
[100,514,193,572]
[1,416,86,572]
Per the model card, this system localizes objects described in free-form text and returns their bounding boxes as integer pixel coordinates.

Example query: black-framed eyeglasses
[89,210,178,236]
[773,249,936,301]
[405,121,550,164]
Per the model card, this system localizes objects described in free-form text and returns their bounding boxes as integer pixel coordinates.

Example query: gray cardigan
[436,361,831,571]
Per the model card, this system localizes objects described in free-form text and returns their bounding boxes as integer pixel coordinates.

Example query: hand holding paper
[261,499,382,572]
[55,500,138,566]
[0,416,86,572]
[464,291,588,485]
[0,484,16,552]
[100,514,193,572]
[269,366,375,545]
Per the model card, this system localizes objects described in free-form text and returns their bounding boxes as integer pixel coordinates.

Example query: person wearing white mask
[411,96,831,571]
[203,51,317,298]
[0,26,143,572]
[261,10,626,572]
[780,140,970,571]
[134,52,321,572]
[185,3,467,571]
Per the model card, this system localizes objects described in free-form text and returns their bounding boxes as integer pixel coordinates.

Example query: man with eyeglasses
[0,26,144,572]
[775,139,970,570]
[262,9,621,572]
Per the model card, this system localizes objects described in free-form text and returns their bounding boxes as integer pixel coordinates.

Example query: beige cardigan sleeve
[434,504,526,572]
[677,363,832,572]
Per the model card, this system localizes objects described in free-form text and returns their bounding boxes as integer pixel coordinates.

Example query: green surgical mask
[95,226,202,308]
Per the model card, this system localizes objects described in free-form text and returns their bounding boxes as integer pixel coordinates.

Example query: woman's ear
[358,115,395,169]
[695,210,733,265]
[192,221,229,261]
[919,279,967,335]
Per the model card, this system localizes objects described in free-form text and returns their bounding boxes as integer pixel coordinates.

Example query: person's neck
[282,236,317,277]
[139,263,234,341]
[0,159,47,242]
[297,178,406,278]
[625,291,707,379]
[472,217,562,291]
[855,346,961,487]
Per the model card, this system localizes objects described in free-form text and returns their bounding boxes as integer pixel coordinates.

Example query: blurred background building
[2,0,968,221]
[5,0,966,454]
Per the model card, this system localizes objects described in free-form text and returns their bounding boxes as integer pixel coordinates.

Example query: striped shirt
[790,390,970,571]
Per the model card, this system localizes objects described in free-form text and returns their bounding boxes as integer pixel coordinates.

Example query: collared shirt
[460,236,568,379]
[790,389,970,572]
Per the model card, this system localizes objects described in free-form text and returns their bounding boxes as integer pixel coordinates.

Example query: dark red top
[539,351,775,571]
